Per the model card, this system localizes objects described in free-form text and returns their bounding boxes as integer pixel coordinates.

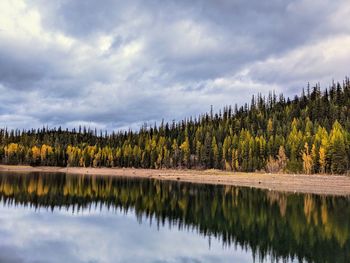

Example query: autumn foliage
[1,79,350,174]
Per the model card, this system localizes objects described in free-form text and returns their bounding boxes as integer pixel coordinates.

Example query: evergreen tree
[0,79,350,174]
[329,122,348,174]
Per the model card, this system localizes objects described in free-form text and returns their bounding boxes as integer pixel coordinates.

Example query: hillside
[1,79,350,174]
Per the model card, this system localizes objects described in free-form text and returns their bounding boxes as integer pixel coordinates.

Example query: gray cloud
[0,0,350,130]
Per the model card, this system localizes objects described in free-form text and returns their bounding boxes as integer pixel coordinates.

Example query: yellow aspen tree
[93,148,102,168]
[31,146,41,163]
[180,136,190,168]
[277,146,287,172]
[79,156,85,167]
[40,144,53,164]
[311,144,317,174]
[302,143,313,174]
[319,146,326,174]
[231,149,239,171]
[5,143,22,164]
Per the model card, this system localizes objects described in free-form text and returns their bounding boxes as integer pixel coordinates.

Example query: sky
[1,0,350,131]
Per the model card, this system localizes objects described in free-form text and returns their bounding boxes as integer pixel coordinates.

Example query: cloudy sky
[1,0,350,131]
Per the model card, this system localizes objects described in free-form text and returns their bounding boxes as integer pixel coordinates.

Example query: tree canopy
[1,79,350,174]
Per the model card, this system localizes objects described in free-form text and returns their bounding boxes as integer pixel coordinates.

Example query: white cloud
[248,34,350,87]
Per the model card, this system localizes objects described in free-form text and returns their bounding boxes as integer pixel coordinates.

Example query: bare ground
[0,165,349,196]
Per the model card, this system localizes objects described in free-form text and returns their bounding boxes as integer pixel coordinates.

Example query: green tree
[329,121,348,174]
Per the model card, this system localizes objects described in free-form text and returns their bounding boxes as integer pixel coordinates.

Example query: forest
[1,79,350,174]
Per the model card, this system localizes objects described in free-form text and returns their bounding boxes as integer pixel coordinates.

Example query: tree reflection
[0,172,349,263]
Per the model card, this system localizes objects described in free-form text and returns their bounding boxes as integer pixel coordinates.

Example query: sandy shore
[0,165,349,196]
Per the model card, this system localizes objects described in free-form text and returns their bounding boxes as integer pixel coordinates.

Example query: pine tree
[0,79,350,174]
[329,122,348,174]
[211,136,219,169]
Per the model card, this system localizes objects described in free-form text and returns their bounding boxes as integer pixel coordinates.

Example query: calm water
[0,172,349,263]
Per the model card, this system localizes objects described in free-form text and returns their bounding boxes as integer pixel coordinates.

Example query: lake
[0,172,348,263]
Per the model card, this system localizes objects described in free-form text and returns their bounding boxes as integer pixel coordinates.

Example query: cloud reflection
[0,204,256,263]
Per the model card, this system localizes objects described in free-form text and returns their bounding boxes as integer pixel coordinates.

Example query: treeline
[1,79,350,174]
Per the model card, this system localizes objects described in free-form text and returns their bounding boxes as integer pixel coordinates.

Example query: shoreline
[0,165,349,196]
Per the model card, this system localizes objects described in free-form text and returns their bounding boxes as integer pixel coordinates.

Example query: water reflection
[0,172,349,263]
